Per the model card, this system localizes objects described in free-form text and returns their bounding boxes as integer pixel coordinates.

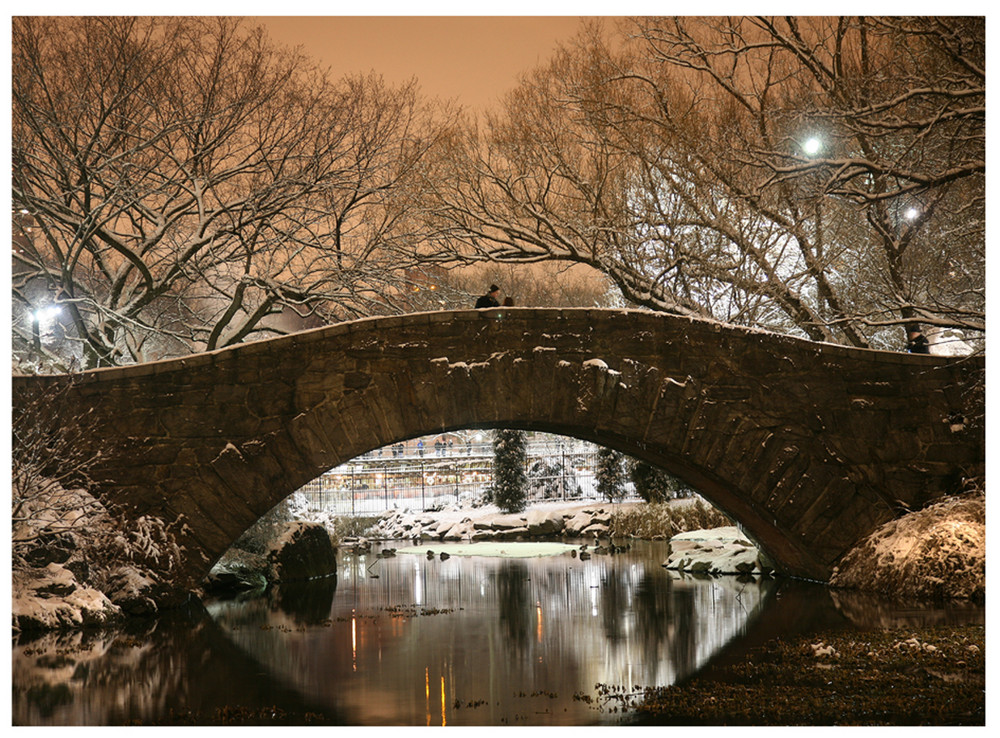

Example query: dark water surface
[12,540,984,726]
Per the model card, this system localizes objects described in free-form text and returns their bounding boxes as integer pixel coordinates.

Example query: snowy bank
[366,500,638,542]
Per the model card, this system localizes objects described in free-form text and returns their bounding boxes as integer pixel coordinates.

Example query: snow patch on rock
[664,526,774,575]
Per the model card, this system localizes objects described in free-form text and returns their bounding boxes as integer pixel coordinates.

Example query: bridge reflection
[208,541,775,725]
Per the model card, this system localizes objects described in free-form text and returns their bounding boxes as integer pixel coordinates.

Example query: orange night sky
[256,16,599,111]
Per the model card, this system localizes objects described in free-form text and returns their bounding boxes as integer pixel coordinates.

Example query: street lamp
[802,137,822,156]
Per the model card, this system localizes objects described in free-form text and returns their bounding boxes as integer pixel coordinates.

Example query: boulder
[204,550,269,594]
[441,520,475,541]
[580,523,610,538]
[526,509,564,536]
[267,521,338,582]
[664,526,770,575]
[473,513,527,531]
[563,511,596,536]
[495,526,530,540]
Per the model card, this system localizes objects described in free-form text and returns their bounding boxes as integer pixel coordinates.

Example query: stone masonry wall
[12,308,983,585]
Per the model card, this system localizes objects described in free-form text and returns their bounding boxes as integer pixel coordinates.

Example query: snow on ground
[394,541,579,558]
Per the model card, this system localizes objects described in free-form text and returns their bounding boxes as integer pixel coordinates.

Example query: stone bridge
[12,308,983,587]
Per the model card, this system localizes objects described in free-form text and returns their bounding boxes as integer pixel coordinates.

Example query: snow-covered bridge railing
[12,308,984,586]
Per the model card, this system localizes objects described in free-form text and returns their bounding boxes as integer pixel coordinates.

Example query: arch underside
[213,368,893,584]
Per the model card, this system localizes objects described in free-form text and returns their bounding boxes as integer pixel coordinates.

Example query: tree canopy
[13,17,455,369]
[426,16,984,349]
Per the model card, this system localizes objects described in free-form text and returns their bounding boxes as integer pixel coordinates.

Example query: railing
[296,442,638,516]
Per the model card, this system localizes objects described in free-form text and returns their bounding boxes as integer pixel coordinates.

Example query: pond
[11,540,984,726]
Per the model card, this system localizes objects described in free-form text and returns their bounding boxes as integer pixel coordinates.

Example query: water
[11,540,983,726]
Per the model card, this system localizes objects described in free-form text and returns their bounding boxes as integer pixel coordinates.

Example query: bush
[627,459,699,503]
[327,515,380,545]
[610,499,731,539]
[830,493,985,602]
[13,380,185,590]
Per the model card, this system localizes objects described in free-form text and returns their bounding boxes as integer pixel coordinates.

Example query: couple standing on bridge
[475,284,514,309]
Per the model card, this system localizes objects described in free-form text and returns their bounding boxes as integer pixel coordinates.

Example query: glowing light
[425,667,431,726]
[803,137,822,155]
[904,207,920,220]
[440,675,447,726]
[351,610,357,672]
[32,305,62,322]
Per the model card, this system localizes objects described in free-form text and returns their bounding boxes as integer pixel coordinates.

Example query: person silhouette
[475,285,501,309]
[906,324,930,354]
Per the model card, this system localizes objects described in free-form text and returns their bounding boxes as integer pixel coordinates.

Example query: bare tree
[13,17,456,369]
[427,17,984,349]
[632,16,985,345]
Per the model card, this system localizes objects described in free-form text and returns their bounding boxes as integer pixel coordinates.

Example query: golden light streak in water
[425,667,430,726]
[536,601,543,644]
[440,675,447,726]
[351,610,357,672]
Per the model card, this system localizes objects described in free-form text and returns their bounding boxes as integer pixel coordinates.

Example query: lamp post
[801,135,825,253]
[31,311,41,352]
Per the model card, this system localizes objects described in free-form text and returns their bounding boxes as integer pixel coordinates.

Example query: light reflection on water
[207,541,773,725]
[11,540,984,726]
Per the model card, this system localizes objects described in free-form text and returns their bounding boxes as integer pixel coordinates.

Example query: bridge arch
[13,308,983,586]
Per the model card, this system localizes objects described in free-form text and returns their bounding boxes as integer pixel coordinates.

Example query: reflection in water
[11,541,984,726]
[11,605,341,726]
[495,559,532,649]
[207,542,776,725]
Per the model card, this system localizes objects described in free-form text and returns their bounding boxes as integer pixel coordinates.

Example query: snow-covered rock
[266,521,338,582]
[441,519,475,540]
[526,508,565,535]
[664,526,774,575]
[12,564,121,633]
[364,501,633,543]
[830,493,984,602]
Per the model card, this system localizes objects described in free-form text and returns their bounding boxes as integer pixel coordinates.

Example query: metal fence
[296,439,635,516]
